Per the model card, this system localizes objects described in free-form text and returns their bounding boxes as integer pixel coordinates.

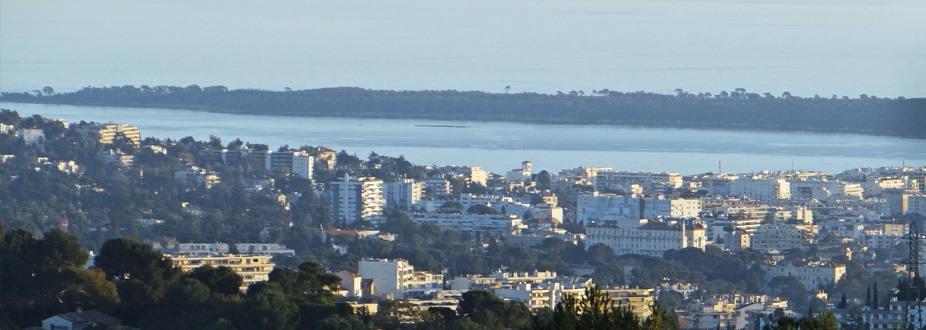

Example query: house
[42,309,120,330]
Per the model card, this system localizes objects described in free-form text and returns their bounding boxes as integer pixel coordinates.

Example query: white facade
[407,213,524,234]
[728,176,790,201]
[168,242,295,256]
[292,153,314,180]
[175,166,221,188]
[170,254,275,291]
[330,175,386,223]
[383,178,425,210]
[577,192,701,224]
[761,262,845,290]
[789,179,863,201]
[595,170,682,194]
[98,124,141,145]
[358,258,443,299]
[585,219,707,257]
[750,224,810,252]
[19,128,44,145]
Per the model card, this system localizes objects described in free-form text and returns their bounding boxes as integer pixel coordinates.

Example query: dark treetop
[3,85,924,138]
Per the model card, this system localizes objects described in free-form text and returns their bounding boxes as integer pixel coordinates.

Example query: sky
[1,0,925,97]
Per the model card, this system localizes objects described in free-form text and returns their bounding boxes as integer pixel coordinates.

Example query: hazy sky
[2,0,924,97]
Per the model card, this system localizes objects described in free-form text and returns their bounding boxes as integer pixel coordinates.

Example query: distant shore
[2,85,924,139]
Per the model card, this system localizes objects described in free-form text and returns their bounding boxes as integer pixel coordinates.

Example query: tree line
[1,225,699,330]
[2,85,924,138]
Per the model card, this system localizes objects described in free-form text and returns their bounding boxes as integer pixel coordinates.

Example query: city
[2,110,924,329]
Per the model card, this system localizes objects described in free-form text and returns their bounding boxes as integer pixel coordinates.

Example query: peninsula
[2,85,924,138]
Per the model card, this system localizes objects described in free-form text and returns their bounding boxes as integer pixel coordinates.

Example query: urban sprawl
[3,112,926,329]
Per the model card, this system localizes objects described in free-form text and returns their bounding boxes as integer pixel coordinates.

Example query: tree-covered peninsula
[2,85,924,138]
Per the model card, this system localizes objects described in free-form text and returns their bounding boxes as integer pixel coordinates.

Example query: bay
[4,102,924,175]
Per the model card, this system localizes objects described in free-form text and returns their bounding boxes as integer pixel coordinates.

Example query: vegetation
[2,85,924,138]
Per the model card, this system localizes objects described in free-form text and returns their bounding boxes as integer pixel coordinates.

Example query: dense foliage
[3,85,924,138]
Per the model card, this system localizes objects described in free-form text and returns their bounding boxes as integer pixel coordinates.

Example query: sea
[3,102,924,175]
[2,0,924,174]
[1,0,924,98]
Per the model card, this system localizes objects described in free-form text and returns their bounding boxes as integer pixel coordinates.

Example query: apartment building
[761,261,845,290]
[728,176,790,201]
[577,192,701,224]
[585,219,707,257]
[175,166,221,188]
[358,258,443,299]
[407,213,525,234]
[330,175,386,223]
[169,254,275,291]
[383,178,425,210]
[595,170,682,194]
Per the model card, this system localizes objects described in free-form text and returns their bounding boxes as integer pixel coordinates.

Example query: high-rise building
[330,175,385,223]
[383,178,424,210]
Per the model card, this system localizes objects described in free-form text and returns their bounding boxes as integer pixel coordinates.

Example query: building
[266,150,313,179]
[595,170,682,194]
[330,175,386,223]
[175,166,221,188]
[162,242,295,256]
[169,254,275,291]
[729,176,790,201]
[84,123,141,145]
[102,150,134,167]
[602,287,657,319]
[506,161,533,181]
[577,192,701,225]
[790,178,863,201]
[761,261,845,290]
[358,258,443,299]
[42,310,121,330]
[383,178,425,210]
[493,281,589,310]
[750,223,811,252]
[407,213,525,234]
[19,128,44,145]
[585,219,707,257]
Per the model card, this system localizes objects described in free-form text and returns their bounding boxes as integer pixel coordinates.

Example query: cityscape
[1,110,924,329]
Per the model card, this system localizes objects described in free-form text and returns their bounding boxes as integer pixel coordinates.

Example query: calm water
[1,0,924,98]
[4,102,924,175]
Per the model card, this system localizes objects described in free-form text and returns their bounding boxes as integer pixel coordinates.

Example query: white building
[728,176,790,201]
[19,128,44,145]
[789,178,862,201]
[595,170,682,194]
[97,123,141,145]
[165,242,295,256]
[265,150,313,180]
[330,175,386,224]
[42,310,121,330]
[383,178,425,210]
[506,161,533,181]
[577,192,701,224]
[750,223,811,253]
[170,254,275,291]
[358,258,443,299]
[407,213,525,234]
[761,262,845,290]
[585,219,707,257]
[468,166,488,186]
[175,166,221,188]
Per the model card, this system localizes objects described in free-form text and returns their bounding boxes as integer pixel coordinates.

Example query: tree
[240,282,299,329]
[94,238,181,306]
[467,204,500,215]
[187,265,243,296]
[42,86,55,95]
[26,229,88,270]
